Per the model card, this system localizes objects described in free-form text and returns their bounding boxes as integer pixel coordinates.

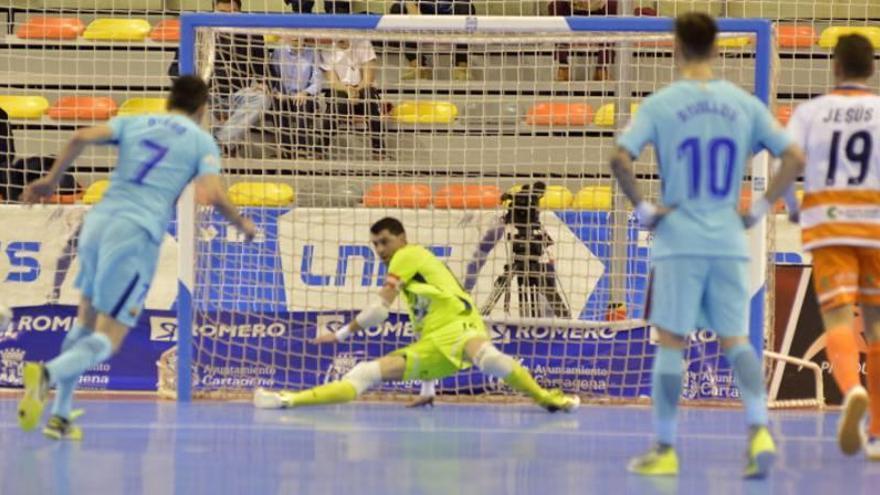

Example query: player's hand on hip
[740,212,759,229]
[21,178,56,204]
[310,332,339,345]
[636,201,670,230]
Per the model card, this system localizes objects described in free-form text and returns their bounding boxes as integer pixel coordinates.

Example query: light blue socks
[652,346,684,446]
[50,324,93,419]
[45,331,112,397]
[725,343,768,427]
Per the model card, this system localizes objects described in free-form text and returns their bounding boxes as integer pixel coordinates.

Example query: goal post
[173,14,779,404]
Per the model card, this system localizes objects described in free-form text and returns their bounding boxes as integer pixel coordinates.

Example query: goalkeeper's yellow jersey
[386,244,478,335]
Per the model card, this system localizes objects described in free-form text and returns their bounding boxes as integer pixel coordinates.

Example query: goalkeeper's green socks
[286,381,357,407]
[503,363,547,401]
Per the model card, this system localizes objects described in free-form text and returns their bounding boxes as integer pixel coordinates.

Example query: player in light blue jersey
[17,76,257,440]
[609,13,805,478]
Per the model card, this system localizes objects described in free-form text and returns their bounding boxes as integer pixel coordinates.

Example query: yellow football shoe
[18,362,49,431]
[744,426,777,479]
[628,445,679,476]
[43,415,83,441]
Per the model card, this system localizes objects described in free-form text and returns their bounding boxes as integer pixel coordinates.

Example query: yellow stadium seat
[83,180,110,205]
[0,96,50,119]
[819,26,880,49]
[717,36,752,48]
[573,186,613,210]
[540,185,573,209]
[228,182,295,206]
[264,34,281,44]
[118,98,167,116]
[83,19,152,41]
[391,101,458,124]
[594,103,640,128]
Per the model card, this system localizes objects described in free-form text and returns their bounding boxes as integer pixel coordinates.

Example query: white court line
[0,421,839,443]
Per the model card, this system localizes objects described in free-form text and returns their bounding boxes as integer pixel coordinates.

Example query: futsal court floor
[0,398,876,495]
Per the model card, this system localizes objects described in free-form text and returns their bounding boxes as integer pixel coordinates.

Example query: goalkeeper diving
[254,217,580,412]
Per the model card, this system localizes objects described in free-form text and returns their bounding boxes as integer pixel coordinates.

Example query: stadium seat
[573,186,612,210]
[819,26,880,49]
[717,36,752,48]
[594,103,640,128]
[15,16,85,39]
[228,182,295,207]
[525,103,594,126]
[0,96,50,119]
[83,19,152,41]
[777,25,816,49]
[48,191,84,204]
[48,96,118,121]
[150,19,180,42]
[83,180,109,205]
[776,105,794,126]
[539,185,573,209]
[391,101,459,124]
[118,98,167,116]
[433,184,502,209]
[363,183,431,208]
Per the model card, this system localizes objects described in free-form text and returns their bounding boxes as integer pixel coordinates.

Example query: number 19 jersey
[617,79,792,259]
[787,85,880,250]
[92,114,221,242]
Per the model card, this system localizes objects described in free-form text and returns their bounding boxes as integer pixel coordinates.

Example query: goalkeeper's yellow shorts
[391,317,489,381]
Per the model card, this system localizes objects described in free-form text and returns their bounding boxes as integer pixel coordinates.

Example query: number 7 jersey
[787,85,880,251]
[91,114,221,242]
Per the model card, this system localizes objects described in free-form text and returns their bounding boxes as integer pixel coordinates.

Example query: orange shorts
[811,246,880,310]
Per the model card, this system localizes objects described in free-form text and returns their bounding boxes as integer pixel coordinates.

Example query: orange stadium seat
[525,103,594,126]
[48,96,118,121]
[363,183,431,208]
[150,19,180,42]
[433,184,502,209]
[16,16,85,40]
[777,25,816,49]
[47,191,84,204]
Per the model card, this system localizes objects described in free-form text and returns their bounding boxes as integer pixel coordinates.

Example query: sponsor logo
[315,313,346,337]
[15,314,77,333]
[149,317,289,342]
[199,365,276,388]
[0,347,25,386]
[299,244,451,287]
[682,369,739,400]
[325,351,365,383]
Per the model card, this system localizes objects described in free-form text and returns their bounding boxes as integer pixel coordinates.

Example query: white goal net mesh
[176,20,772,403]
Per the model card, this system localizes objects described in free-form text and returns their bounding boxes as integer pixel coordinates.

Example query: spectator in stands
[272,37,327,159]
[168,0,271,153]
[547,1,655,82]
[320,39,389,159]
[389,1,476,81]
[284,0,351,14]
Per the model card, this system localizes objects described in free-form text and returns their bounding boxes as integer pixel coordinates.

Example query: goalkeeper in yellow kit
[254,217,580,412]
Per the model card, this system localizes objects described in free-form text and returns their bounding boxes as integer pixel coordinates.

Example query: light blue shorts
[75,212,160,327]
[647,257,749,338]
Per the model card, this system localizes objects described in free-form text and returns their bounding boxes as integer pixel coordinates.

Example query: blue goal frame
[176,14,775,401]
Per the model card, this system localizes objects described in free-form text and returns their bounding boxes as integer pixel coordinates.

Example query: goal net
[160,14,790,404]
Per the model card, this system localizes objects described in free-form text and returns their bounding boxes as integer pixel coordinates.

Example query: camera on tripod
[480,182,571,319]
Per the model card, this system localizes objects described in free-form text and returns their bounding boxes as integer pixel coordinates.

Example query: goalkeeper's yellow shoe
[627,445,679,476]
[18,362,49,432]
[537,389,581,413]
[744,426,776,479]
[43,415,83,441]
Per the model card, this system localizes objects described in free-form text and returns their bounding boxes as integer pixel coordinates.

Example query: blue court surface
[0,398,877,495]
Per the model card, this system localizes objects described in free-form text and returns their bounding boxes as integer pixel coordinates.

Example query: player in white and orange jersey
[786,33,880,460]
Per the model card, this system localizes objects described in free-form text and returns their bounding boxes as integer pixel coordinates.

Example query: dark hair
[167,75,209,115]
[674,12,718,60]
[834,34,875,80]
[370,217,405,236]
[215,0,242,9]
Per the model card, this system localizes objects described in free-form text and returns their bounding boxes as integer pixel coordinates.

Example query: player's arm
[21,125,114,203]
[194,174,257,240]
[742,103,807,228]
[609,105,670,229]
[312,281,398,344]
